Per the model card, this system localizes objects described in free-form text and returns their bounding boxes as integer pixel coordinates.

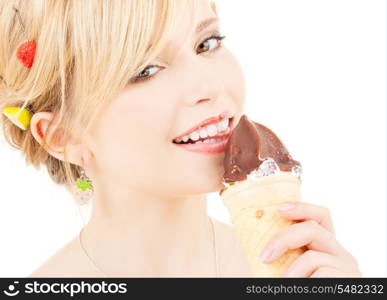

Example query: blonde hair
[0,0,216,194]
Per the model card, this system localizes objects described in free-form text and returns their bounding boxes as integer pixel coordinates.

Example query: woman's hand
[258,202,362,277]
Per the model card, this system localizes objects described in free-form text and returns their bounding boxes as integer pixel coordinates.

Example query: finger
[310,266,349,277]
[259,220,347,264]
[282,250,348,277]
[277,202,335,235]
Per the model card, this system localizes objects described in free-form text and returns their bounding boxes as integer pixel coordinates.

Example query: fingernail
[278,202,296,211]
[259,246,274,263]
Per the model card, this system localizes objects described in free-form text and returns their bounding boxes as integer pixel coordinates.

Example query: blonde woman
[0,0,361,277]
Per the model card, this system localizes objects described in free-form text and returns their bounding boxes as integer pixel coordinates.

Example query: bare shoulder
[212,218,251,277]
[27,235,100,278]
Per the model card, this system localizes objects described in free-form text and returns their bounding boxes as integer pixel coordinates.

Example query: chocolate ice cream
[221,115,302,195]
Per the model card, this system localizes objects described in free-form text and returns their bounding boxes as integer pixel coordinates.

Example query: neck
[79,179,216,276]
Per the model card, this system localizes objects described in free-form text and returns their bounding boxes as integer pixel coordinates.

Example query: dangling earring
[74,168,94,205]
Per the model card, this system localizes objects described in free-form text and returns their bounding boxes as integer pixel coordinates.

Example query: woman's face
[86,0,246,197]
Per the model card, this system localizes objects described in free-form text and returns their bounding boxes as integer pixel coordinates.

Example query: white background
[0,0,386,277]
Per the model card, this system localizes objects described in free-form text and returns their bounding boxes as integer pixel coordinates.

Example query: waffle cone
[221,172,306,277]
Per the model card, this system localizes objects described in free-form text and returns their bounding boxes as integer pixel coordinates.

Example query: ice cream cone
[221,172,306,277]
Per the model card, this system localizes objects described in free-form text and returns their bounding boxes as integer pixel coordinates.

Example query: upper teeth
[174,117,230,143]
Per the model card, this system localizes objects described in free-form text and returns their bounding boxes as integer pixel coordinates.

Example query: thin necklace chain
[78,217,219,277]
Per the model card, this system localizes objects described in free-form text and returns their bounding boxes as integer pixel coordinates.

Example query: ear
[30,112,93,166]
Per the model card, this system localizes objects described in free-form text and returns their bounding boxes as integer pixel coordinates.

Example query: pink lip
[172,110,233,140]
[172,118,234,154]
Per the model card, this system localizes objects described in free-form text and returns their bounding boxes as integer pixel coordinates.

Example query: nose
[180,59,225,106]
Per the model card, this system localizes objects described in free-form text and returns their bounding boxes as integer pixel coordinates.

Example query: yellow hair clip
[2,106,33,130]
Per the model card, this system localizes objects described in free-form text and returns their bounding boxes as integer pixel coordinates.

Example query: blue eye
[130,34,226,83]
[196,34,226,54]
[130,65,165,83]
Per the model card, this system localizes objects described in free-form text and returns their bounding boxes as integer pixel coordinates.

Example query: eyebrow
[154,17,220,63]
[196,17,219,34]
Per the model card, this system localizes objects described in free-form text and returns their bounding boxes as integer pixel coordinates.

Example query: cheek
[219,49,246,108]
[90,92,175,185]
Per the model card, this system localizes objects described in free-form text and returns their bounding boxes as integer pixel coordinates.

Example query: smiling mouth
[172,116,234,145]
